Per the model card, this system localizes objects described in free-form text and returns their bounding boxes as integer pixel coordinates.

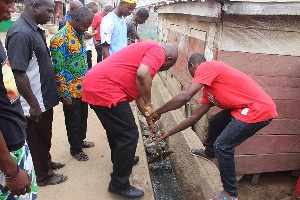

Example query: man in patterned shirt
[50,7,95,161]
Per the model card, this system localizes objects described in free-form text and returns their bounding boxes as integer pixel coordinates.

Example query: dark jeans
[90,101,138,188]
[87,50,92,69]
[95,41,102,63]
[63,98,88,155]
[204,110,272,197]
[26,108,54,181]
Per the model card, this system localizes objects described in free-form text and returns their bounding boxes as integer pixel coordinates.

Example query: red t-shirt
[192,61,278,123]
[91,13,104,41]
[82,40,165,107]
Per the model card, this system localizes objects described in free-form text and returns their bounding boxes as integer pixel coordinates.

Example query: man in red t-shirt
[82,40,178,199]
[151,53,277,200]
[92,5,113,63]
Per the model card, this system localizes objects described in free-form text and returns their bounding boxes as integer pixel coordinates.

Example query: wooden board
[235,153,300,175]
[236,135,300,155]
[218,51,300,77]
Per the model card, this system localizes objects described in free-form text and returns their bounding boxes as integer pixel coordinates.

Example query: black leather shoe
[133,156,139,166]
[108,183,144,198]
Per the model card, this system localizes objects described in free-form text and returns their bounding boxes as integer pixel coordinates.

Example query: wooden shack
[139,0,300,177]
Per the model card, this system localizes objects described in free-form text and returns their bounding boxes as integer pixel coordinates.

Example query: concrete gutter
[151,75,222,200]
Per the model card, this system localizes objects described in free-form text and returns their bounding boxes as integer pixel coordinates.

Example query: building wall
[153,3,300,176]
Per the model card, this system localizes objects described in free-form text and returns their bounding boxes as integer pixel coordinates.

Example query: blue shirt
[59,11,72,30]
[100,12,127,55]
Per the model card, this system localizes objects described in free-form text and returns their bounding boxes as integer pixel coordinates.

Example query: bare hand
[63,98,72,110]
[28,104,42,123]
[154,131,170,142]
[150,112,161,123]
[145,105,154,117]
[6,169,31,196]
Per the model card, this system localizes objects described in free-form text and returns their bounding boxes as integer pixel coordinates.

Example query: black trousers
[95,41,102,63]
[90,101,138,188]
[26,108,54,181]
[87,50,92,69]
[63,98,88,155]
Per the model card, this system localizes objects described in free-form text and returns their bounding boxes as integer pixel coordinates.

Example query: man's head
[24,0,55,25]
[188,53,206,77]
[0,0,15,22]
[87,2,98,15]
[69,0,83,15]
[159,43,178,71]
[70,6,94,35]
[103,5,113,16]
[117,0,136,17]
[135,8,149,24]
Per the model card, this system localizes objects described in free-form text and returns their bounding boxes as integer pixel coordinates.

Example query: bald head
[70,0,83,14]
[159,43,178,71]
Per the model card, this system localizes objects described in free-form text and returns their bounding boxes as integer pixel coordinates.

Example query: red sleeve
[140,45,165,78]
[200,88,209,104]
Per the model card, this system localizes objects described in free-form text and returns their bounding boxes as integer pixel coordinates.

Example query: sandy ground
[0,31,154,200]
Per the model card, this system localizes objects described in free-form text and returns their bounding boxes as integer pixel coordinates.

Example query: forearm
[12,70,39,108]
[0,132,17,176]
[155,93,189,115]
[102,45,110,59]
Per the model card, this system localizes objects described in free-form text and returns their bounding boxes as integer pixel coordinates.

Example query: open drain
[138,111,183,200]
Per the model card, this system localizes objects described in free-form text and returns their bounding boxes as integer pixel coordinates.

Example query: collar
[20,13,39,32]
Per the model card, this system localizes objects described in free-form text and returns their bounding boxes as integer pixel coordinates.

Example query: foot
[50,162,66,170]
[214,191,238,200]
[37,173,68,186]
[108,183,144,198]
[133,156,139,166]
[82,141,95,148]
[190,148,214,161]
[72,151,89,161]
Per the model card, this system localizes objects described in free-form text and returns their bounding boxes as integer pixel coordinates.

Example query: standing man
[100,0,136,59]
[92,5,114,62]
[0,0,36,198]
[82,41,178,198]
[86,2,99,69]
[126,8,149,45]
[6,0,68,186]
[50,7,95,162]
[58,0,83,30]
[151,53,278,200]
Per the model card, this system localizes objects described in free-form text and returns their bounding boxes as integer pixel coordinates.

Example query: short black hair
[188,53,206,68]
[72,6,94,21]
[87,2,98,8]
[136,8,149,19]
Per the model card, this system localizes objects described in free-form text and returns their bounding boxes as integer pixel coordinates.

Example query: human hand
[145,103,154,117]
[153,131,170,142]
[150,112,161,123]
[146,117,158,134]
[94,41,100,47]
[6,169,31,196]
[29,104,42,123]
[63,98,72,110]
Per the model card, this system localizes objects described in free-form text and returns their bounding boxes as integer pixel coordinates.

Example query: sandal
[72,151,89,161]
[82,141,95,148]
[190,148,213,161]
[51,162,66,170]
[37,173,68,186]
[214,192,238,200]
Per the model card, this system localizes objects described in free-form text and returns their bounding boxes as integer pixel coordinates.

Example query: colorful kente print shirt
[50,22,88,100]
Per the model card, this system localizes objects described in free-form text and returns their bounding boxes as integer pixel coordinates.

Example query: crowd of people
[0,0,277,199]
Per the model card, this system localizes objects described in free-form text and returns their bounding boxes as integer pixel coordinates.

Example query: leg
[79,99,88,148]
[214,118,272,197]
[91,102,138,187]
[63,98,86,156]
[87,50,92,69]
[27,109,53,181]
[205,110,232,158]
[95,43,103,63]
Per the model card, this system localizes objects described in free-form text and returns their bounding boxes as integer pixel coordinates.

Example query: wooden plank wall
[219,15,300,174]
